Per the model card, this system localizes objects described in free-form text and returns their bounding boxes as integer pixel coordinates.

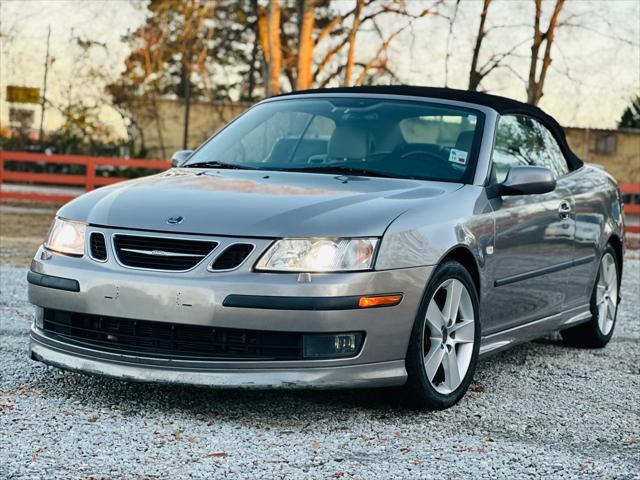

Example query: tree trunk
[267,0,282,95]
[468,0,491,91]
[344,0,363,86]
[296,0,315,90]
[182,63,191,149]
[246,0,260,100]
[527,0,564,105]
[527,0,544,104]
[150,92,166,159]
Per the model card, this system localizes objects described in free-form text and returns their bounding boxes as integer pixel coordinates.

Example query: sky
[1,0,639,139]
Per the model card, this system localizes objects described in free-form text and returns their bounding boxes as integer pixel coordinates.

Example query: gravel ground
[1,260,638,479]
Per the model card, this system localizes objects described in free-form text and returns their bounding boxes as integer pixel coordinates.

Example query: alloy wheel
[423,278,475,394]
[596,252,618,336]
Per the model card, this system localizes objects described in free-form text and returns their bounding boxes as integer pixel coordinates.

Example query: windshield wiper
[281,165,404,179]
[184,161,256,170]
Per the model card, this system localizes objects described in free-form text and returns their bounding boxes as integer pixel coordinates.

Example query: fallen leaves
[203,452,228,458]
[469,382,486,393]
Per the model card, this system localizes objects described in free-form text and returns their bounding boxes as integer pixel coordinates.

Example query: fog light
[34,306,44,329]
[303,332,364,359]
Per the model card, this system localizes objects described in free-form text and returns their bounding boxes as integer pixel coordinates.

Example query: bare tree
[468,0,491,91]
[267,0,282,95]
[444,0,461,88]
[527,0,565,105]
[318,1,444,88]
[258,0,442,93]
[344,0,364,86]
[466,0,533,92]
[296,0,315,89]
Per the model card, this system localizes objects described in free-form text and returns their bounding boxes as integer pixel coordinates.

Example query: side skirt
[479,304,591,357]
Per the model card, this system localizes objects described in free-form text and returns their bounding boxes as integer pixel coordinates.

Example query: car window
[536,122,569,177]
[303,115,335,139]
[492,115,569,182]
[237,111,314,164]
[399,115,477,147]
[186,98,484,183]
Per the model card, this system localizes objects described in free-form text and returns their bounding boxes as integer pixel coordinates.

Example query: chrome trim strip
[120,248,205,258]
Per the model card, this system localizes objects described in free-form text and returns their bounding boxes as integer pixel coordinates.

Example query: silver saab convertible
[28,86,625,410]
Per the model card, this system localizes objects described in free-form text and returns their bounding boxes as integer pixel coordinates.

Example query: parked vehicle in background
[27,87,624,409]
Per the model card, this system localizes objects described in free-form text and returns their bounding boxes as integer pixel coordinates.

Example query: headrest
[328,126,369,159]
[455,130,475,151]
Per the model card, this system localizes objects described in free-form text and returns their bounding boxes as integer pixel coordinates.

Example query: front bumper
[28,236,433,388]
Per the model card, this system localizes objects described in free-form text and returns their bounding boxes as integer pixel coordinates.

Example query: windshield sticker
[448,149,468,165]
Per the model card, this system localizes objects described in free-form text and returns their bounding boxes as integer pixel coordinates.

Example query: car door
[486,115,576,334]
[535,119,596,309]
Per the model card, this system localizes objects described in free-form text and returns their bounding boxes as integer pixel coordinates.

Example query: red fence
[621,183,640,234]
[0,151,639,233]
[0,151,170,203]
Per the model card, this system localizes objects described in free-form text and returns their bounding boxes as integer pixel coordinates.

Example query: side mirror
[489,166,556,198]
[170,150,193,167]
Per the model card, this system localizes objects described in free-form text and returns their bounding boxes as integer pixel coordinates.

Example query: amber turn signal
[358,294,403,308]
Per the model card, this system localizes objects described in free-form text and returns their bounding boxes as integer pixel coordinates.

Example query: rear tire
[561,245,620,348]
[405,260,481,410]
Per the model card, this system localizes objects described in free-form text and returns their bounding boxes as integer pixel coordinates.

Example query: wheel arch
[440,246,481,297]
[607,234,624,279]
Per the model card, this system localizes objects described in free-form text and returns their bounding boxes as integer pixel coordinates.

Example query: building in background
[565,127,640,183]
[129,99,250,160]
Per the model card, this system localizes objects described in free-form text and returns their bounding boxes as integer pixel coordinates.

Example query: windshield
[185,97,484,183]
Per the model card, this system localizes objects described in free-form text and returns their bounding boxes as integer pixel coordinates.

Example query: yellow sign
[6,86,40,104]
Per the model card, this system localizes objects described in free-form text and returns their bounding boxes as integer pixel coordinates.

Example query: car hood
[58,168,462,238]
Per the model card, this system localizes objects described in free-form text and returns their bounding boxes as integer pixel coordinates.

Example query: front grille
[113,234,217,271]
[89,232,107,261]
[210,243,254,270]
[42,309,303,360]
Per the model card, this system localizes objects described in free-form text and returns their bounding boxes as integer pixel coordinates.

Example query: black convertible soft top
[281,85,583,170]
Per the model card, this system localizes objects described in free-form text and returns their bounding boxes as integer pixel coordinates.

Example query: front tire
[405,260,481,410]
[561,245,620,348]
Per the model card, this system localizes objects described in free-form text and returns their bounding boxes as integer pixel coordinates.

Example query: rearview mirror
[489,166,556,198]
[171,150,193,167]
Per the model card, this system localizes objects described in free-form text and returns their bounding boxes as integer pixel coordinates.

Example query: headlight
[44,218,87,256]
[255,238,378,272]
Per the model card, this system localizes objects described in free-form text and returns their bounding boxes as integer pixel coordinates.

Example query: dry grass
[0,209,55,266]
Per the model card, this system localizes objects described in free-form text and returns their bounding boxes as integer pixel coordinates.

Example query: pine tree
[618,96,640,129]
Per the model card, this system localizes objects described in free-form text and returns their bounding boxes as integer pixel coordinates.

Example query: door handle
[558,200,572,219]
